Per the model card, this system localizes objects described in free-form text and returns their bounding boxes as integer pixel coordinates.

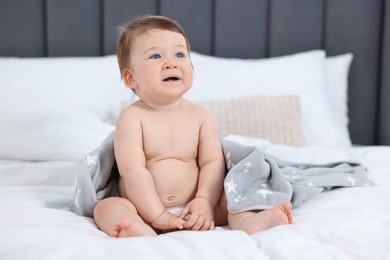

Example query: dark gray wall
[0,0,389,145]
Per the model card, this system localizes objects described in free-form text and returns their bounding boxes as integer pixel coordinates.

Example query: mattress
[1,145,389,260]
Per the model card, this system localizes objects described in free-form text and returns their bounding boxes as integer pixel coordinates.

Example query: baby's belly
[147,159,199,208]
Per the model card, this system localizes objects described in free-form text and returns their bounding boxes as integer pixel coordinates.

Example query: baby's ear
[122,68,138,90]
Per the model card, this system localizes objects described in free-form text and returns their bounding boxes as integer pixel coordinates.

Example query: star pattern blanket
[70,132,367,217]
[220,139,367,213]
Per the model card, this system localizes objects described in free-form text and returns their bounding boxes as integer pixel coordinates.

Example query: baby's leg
[214,191,229,226]
[228,202,293,234]
[94,197,157,238]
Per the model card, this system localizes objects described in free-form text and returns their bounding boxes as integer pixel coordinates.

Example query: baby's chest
[142,120,200,158]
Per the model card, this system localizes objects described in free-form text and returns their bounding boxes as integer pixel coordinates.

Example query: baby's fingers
[173,218,186,229]
[200,219,214,231]
[179,206,190,220]
[191,216,205,231]
[183,213,199,229]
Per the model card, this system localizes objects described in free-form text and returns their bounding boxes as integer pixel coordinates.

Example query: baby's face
[128,29,193,104]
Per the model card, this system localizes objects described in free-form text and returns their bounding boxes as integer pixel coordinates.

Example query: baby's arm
[180,107,225,230]
[115,108,185,231]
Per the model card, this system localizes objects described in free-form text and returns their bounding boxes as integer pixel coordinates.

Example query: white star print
[74,177,82,209]
[244,161,252,168]
[226,152,231,160]
[226,152,235,169]
[225,178,237,194]
[86,155,98,166]
[233,195,246,203]
[256,189,273,198]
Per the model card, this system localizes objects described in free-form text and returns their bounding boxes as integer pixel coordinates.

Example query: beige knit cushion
[202,95,304,146]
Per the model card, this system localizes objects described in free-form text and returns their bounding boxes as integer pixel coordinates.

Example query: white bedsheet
[0,145,390,260]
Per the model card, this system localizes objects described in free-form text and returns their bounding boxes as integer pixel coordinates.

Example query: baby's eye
[149,54,161,59]
[175,52,185,58]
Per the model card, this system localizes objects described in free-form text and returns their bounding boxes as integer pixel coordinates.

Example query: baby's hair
[116,15,191,76]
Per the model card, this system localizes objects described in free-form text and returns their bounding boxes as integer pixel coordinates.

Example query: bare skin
[112,219,157,238]
[93,24,293,238]
[109,201,293,238]
[228,202,293,235]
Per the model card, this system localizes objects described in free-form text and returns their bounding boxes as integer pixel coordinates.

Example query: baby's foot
[111,218,157,238]
[239,202,293,234]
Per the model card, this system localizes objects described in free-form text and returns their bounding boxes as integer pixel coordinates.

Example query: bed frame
[1,0,389,145]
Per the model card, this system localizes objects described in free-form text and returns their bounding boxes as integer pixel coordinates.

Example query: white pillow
[0,55,133,124]
[324,53,353,147]
[0,111,115,161]
[187,50,345,149]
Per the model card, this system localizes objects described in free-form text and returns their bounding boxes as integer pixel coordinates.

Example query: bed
[1,0,390,259]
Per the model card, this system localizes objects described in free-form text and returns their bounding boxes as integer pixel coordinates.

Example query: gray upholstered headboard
[1,0,389,145]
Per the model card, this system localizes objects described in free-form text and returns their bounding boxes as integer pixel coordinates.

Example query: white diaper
[167,205,186,217]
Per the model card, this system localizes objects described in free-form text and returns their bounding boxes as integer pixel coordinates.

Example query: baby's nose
[163,60,177,69]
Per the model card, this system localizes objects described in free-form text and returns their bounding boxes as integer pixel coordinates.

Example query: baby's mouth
[163,76,180,82]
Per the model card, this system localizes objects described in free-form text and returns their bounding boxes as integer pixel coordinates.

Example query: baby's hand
[180,197,215,231]
[151,210,186,232]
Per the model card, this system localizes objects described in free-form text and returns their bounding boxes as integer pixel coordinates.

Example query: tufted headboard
[1,0,389,145]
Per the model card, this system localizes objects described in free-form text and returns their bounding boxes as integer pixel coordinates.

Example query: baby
[93,15,293,237]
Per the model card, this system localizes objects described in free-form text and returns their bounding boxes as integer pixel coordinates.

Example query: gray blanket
[70,131,367,217]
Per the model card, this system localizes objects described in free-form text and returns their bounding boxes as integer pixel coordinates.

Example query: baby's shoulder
[123,100,148,111]
[184,100,210,113]
[119,101,147,119]
[183,100,216,123]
